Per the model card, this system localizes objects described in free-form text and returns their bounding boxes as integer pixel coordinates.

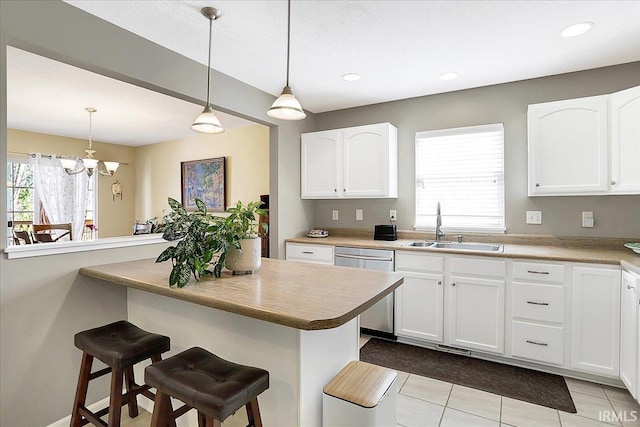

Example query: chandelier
[60,107,119,177]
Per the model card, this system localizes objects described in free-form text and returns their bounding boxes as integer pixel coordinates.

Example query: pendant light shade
[267,0,306,120]
[191,7,225,134]
[190,105,224,134]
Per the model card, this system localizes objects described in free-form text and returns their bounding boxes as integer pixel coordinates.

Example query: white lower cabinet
[448,275,505,354]
[395,271,444,342]
[620,270,639,400]
[571,266,621,377]
[512,321,564,365]
[394,252,445,342]
[285,242,334,265]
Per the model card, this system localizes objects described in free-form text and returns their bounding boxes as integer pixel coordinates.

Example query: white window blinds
[415,123,505,233]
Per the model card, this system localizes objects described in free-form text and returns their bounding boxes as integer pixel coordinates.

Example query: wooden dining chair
[13,230,34,245]
[32,223,73,242]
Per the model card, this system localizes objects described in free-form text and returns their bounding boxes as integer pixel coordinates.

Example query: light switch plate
[526,211,542,224]
[356,209,363,221]
[332,210,339,221]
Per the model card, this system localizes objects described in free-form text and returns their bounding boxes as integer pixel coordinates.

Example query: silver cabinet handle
[628,284,635,290]
[612,180,616,185]
[526,340,548,347]
[451,282,456,287]
[437,281,442,285]
[527,270,550,275]
[535,183,540,187]
[527,301,549,306]
[302,251,314,254]
[334,253,394,262]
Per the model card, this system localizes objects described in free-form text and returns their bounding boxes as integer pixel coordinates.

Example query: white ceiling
[7,1,640,147]
[6,47,255,147]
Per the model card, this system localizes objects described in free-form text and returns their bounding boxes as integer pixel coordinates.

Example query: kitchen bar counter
[79,257,403,330]
[286,235,640,269]
[79,257,404,426]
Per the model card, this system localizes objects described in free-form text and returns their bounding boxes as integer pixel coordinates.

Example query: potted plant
[156,197,228,287]
[156,198,267,287]
[222,200,268,275]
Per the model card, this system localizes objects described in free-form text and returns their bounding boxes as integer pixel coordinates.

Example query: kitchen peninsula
[79,257,404,426]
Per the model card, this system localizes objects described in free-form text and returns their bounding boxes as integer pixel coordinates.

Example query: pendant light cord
[206,16,213,106]
[88,110,93,149]
[286,0,291,87]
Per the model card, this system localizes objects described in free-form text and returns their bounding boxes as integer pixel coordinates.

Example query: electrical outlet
[390,210,397,221]
[332,210,339,221]
[582,211,594,228]
[356,209,363,221]
[526,211,542,225]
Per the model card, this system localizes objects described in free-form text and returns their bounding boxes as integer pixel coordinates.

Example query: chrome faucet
[435,201,445,242]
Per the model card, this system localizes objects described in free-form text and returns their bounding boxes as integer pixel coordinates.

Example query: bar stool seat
[71,321,170,427]
[145,347,269,427]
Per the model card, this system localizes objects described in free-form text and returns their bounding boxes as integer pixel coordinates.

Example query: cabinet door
[610,85,640,194]
[528,96,608,195]
[343,123,397,198]
[448,276,505,354]
[395,271,444,342]
[571,266,621,377]
[620,271,639,398]
[301,130,341,199]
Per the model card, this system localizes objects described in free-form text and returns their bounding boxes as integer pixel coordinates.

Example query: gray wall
[0,1,313,425]
[312,63,640,239]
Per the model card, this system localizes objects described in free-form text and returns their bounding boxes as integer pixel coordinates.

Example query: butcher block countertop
[79,257,404,331]
[286,232,640,271]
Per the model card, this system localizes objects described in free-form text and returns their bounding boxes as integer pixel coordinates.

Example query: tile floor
[122,337,640,427]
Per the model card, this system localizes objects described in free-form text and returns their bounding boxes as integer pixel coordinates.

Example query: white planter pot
[225,237,262,274]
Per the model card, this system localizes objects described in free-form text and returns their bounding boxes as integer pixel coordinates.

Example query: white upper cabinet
[300,130,341,198]
[528,95,609,196]
[301,123,398,199]
[528,85,640,196]
[610,86,640,194]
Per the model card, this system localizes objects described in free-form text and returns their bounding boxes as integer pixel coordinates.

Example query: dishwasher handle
[335,253,394,262]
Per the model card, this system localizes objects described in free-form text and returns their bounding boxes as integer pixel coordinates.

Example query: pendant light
[191,7,225,134]
[267,0,306,120]
[60,108,119,177]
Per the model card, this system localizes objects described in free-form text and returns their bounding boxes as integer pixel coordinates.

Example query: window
[6,156,98,245]
[7,158,35,244]
[415,123,505,233]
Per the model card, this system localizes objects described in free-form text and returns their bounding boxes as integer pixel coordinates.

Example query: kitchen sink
[404,241,503,252]
[404,241,436,247]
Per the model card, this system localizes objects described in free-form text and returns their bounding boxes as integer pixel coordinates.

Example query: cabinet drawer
[513,262,565,284]
[285,243,334,265]
[512,321,564,365]
[451,257,506,279]
[396,251,444,273]
[512,282,564,323]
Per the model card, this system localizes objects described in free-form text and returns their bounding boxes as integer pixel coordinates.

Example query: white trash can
[322,360,397,427]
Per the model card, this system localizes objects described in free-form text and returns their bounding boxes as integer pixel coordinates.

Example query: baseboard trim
[47,396,154,427]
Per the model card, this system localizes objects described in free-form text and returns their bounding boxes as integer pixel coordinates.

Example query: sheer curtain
[30,154,89,241]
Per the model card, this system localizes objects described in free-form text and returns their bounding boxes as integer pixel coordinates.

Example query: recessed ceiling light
[342,73,361,82]
[439,72,459,81]
[561,22,594,38]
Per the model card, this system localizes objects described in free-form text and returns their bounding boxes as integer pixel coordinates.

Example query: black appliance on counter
[374,224,398,241]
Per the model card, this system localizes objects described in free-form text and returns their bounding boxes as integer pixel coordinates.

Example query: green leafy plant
[155,198,267,288]
[155,198,227,287]
[223,200,268,245]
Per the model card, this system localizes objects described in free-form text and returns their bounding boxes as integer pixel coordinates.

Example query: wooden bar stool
[145,347,269,427]
[70,321,170,427]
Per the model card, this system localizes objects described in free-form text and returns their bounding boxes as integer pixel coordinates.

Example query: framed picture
[181,157,226,212]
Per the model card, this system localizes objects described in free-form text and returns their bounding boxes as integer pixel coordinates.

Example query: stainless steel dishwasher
[334,246,395,338]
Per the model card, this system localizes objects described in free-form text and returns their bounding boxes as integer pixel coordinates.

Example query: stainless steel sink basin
[404,241,503,252]
[404,241,436,247]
